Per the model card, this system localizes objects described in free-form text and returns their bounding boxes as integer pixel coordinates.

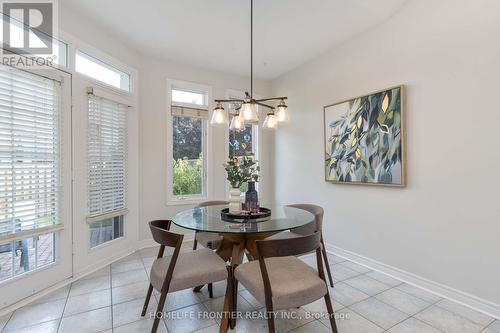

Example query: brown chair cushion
[196,232,223,250]
[150,248,227,292]
[234,256,327,310]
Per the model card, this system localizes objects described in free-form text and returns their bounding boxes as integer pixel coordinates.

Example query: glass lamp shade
[229,114,245,131]
[240,102,259,123]
[275,101,289,122]
[262,113,278,129]
[210,104,228,126]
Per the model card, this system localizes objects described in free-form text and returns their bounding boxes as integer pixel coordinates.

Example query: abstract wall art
[324,86,405,186]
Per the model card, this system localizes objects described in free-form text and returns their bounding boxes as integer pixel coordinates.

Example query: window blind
[171,105,208,120]
[87,93,128,222]
[0,65,61,237]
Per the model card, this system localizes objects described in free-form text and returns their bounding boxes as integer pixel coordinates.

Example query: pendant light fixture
[210,0,289,129]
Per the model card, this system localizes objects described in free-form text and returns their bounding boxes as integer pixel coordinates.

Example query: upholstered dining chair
[192,200,228,251]
[232,232,338,333]
[267,204,334,287]
[142,220,229,333]
[192,200,228,298]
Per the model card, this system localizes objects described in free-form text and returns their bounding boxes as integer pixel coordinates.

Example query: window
[0,64,61,281]
[168,81,209,201]
[76,50,131,92]
[87,91,128,247]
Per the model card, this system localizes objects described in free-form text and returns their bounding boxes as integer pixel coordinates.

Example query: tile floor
[0,241,498,333]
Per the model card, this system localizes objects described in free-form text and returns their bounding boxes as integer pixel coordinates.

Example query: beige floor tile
[69,275,110,297]
[288,320,331,333]
[320,308,383,332]
[112,281,150,304]
[435,299,494,327]
[3,319,59,333]
[301,296,344,314]
[340,261,372,274]
[396,284,442,304]
[239,289,263,309]
[4,299,65,331]
[196,281,228,301]
[487,320,500,332]
[0,312,13,331]
[192,324,220,333]
[112,267,148,288]
[203,294,254,323]
[111,258,145,274]
[484,328,500,333]
[330,263,361,282]
[227,308,269,333]
[113,317,168,333]
[113,297,158,328]
[79,266,110,281]
[164,303,217,333]
[330,282,370,306]
[365,271,403,287]
[326,254,347,264]
[59,307,112,333]
[163,288,202,311]
[388,317,442,333]
[350,297,409,329]
[375,288,430,315]
[30,285,70,305]
[274,308,316,333]
[63,289,111,317]
[415,305,484,333]
[343,275,392,296]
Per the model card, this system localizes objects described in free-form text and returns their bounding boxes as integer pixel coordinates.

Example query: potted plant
[223,156,260,213]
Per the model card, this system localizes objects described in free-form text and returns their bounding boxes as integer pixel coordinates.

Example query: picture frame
[323,85,406,187]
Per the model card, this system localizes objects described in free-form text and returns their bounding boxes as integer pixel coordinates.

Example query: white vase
[229,187,241,213]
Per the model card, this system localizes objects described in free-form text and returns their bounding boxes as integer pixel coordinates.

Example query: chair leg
[266,307,276,333]
[324,294,338,333]
[141,283,154,316]
[321,237,334,287]
[193,236,198,250]
[231,279,239,328]
[208,283,213,298]
[152,290,168,333]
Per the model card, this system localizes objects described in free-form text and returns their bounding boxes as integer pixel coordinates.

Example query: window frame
[166,79,212,205]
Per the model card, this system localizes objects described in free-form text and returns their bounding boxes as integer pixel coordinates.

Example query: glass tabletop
[172,204,315,234]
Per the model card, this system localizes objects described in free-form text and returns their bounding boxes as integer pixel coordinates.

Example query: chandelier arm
[254,97,288,103]
[214,99,245,103]
[254,102,275,110]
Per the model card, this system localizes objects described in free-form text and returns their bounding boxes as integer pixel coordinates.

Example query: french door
[0,65,72,308]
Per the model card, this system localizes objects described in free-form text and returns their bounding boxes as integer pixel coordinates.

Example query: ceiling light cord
[250,0,253,99]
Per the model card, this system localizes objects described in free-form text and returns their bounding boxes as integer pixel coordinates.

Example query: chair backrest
[148,220,184,292]
[196,200,229,208]
[254,232,327,310]
[255,231,321,259]
[287,204,324,235]
[149,220,184,248]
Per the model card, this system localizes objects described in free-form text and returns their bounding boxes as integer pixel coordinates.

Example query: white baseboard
[325,243,500,320]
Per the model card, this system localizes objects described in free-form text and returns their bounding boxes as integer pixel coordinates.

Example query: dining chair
[232,232,338,333]
[267,204,334,287]
[192,200,228,298]
[142,220,230,333]
[192,200,228,251]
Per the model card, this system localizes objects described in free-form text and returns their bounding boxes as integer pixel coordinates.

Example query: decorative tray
[221,207,271,223]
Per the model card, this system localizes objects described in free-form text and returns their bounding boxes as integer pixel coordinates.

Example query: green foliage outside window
[173,154,203,196]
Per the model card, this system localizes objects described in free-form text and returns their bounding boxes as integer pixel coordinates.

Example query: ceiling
[63,0,408,80]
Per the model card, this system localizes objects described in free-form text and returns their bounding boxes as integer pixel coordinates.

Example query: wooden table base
[216,232,277,333]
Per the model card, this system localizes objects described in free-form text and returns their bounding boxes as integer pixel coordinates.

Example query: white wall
[271,0,500,309]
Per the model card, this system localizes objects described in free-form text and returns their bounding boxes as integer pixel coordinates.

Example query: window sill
[166,197,208,207]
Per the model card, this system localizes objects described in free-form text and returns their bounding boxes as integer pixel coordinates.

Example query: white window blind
[0,65,61,238]
[87,93,128,223]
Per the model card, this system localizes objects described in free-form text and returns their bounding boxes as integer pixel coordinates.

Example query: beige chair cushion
[234,256,327,310]
[196,232,222,250]
[150,248,227,292]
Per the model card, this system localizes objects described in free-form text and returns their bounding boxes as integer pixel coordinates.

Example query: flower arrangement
[223,156,260,189]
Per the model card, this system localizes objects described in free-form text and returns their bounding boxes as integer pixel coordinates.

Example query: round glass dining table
[172,204,315,333]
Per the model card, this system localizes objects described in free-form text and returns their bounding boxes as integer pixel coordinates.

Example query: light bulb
[275,100,289,122]
[240,101,259,123]
[262,112,278,129]
[210,103,228,126]
[229,113,245,131]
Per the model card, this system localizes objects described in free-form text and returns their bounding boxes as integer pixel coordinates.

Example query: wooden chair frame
[233,232,338,333]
